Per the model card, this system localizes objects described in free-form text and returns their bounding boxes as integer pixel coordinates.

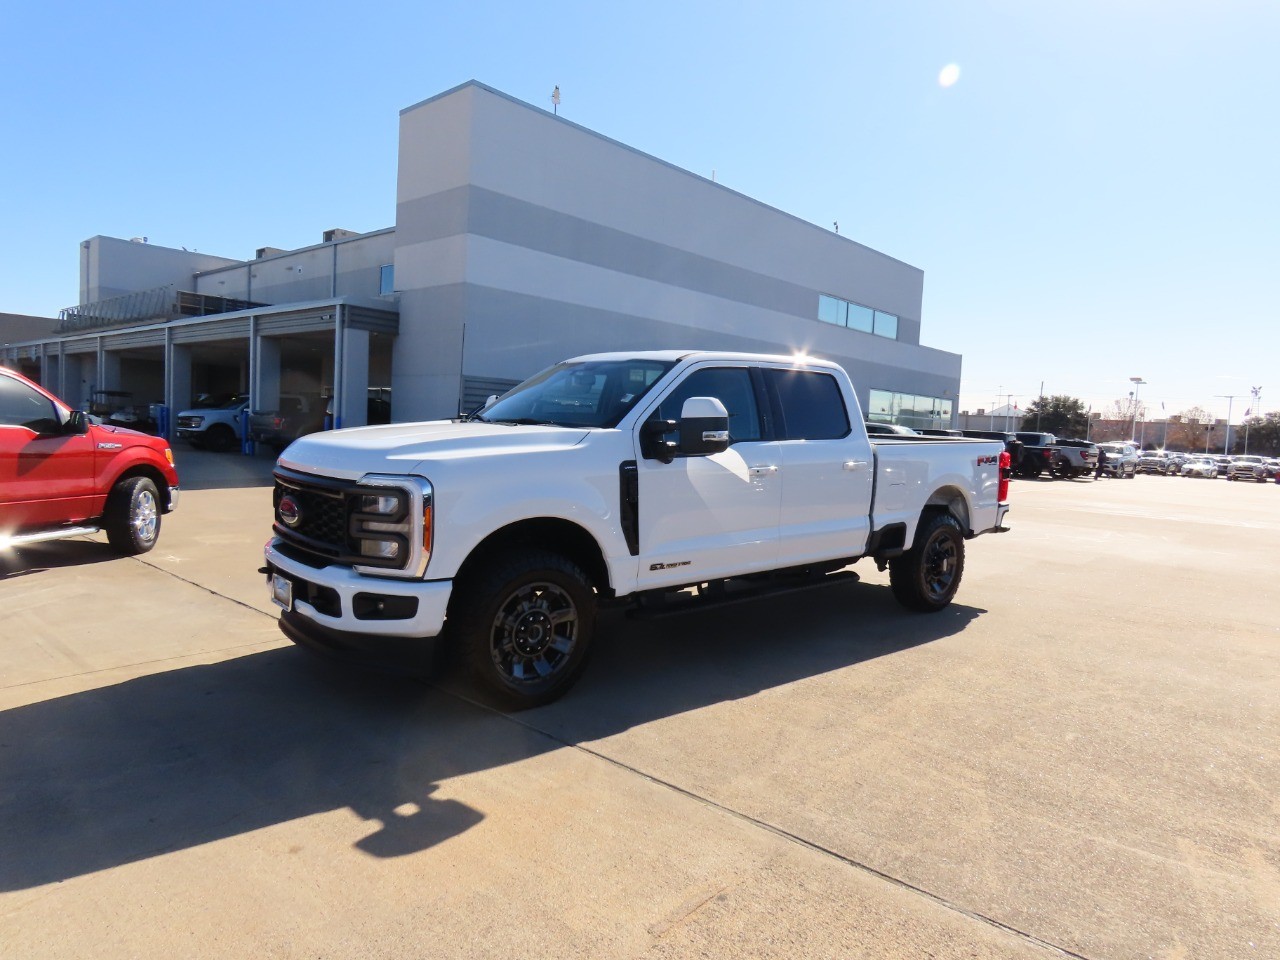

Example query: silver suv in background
[1095,442,1139,478]
[1138,450,1186,475]
[1226,455,1271,482]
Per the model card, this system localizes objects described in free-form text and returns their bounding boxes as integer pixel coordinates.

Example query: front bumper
[264,537,452,640]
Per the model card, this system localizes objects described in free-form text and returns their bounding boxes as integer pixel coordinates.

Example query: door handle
[749,465,779,478]
[843,460,869,471]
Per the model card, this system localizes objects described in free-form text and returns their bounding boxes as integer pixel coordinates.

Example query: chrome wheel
[133,488,159,545]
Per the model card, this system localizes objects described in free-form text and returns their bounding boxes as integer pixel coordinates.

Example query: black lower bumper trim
[278,609,444,677]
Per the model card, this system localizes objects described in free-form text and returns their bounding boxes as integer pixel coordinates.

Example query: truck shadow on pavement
[0,578,982,891]
[0,541,121,579]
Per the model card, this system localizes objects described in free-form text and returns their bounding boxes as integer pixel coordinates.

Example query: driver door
[0,375,97,530]
[633,365,781,590]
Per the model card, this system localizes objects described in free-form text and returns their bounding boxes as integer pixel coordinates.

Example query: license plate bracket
[271,572,293,611]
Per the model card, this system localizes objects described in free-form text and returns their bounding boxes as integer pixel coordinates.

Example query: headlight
[348,477,432,577]
[357,493,401,515]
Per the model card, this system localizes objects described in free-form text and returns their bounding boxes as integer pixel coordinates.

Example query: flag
[1243,407,1251,418]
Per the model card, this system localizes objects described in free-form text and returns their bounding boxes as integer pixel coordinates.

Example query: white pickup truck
[263,351,1010,707]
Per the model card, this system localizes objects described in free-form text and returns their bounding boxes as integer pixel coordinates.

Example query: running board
[3,525,102,548]
[627,569,860,620]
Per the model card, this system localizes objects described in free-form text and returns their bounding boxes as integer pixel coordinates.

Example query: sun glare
[938,64,961,88]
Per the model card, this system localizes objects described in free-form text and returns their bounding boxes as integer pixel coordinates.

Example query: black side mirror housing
[66,410,90,435]
[677,397,730,457]
[641,418,679,464]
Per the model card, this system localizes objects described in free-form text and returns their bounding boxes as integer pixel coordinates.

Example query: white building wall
[195,231,395,307]
[393,82,958,422]
[80,237,239,306]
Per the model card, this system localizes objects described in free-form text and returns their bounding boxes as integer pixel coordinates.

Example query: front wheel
[205,423,236,452]
[450,550,597,709]
[889,512,965,613]
[104,476,162,554]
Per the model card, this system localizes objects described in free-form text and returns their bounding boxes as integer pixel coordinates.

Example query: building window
[816,294,897,340]
[818,294,845,326]
[848,303,875,334]
[873,310,898,339]
[379,264,394,296]
[868,388,953,430]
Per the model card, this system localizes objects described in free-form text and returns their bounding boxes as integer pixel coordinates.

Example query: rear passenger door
[764,367,874,566]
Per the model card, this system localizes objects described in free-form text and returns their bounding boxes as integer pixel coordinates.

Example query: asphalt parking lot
[2,452,1277,959]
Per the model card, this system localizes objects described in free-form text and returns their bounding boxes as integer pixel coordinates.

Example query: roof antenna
[833,221,839,234]
[551,85,561,115]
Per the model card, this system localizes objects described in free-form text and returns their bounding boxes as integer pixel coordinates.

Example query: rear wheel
[450,550,597,709]
[104,476,162,555]
[889,511,965,612]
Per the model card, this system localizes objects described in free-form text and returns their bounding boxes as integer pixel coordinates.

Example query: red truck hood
[90,423,154,441]
[276,420,592,481]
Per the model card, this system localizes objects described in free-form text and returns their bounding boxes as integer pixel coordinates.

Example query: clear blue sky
[2,0,1275,421]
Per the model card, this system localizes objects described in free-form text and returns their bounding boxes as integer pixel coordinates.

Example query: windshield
[476,359,675,428]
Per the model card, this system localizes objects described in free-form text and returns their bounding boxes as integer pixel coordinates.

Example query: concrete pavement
[2,452,1277,959]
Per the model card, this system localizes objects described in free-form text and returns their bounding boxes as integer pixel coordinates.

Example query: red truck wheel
[105,477,162,555]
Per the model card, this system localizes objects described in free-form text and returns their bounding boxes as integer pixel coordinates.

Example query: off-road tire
[104,476,162,555]
[889,511,965,613]
[450,550,597,709]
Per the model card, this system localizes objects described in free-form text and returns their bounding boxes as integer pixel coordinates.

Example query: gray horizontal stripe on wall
[396,187,832,320]
[457,285,949,396]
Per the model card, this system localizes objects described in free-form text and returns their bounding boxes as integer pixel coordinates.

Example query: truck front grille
[284,485,347,548]
[271,467,430,577]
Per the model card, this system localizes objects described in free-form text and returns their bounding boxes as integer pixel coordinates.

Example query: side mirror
[640,418,679,464]
[65,410,90,435]
[678,397,730,457]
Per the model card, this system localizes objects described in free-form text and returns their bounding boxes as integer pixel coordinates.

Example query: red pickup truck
[0,367,180,554]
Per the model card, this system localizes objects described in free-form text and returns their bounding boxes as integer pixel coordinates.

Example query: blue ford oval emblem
[279,495,303,528]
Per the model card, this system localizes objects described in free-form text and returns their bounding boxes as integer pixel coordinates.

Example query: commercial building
[1,81,962,433]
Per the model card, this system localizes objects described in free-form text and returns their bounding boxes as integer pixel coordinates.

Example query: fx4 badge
[976,455,999,466]
[649,560,692,571]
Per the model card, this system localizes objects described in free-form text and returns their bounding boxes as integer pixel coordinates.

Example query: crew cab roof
[563,350,845,372]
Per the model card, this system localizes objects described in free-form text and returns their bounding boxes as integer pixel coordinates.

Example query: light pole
[1244,386,1261,454]
[1215,395,1239,454]
[1129,377,1146,446]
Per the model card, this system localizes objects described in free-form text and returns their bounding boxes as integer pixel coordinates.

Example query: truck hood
[90,423,159,443]
[276,420,593,480]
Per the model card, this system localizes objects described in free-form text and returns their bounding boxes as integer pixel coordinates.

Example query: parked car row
[1127,450,1280,482]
